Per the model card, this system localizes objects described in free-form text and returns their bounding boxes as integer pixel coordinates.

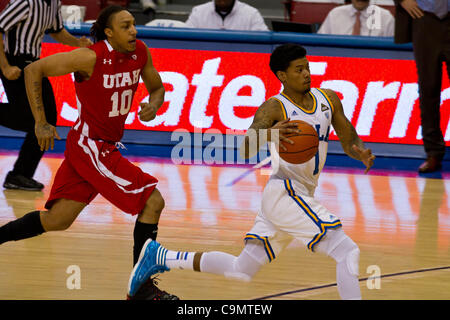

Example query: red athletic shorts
[45,129,158,215]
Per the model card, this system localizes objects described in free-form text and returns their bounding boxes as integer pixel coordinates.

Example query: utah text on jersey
[103,70,141,89]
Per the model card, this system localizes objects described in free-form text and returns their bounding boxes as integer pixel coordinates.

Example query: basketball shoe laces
[127,276,179,300]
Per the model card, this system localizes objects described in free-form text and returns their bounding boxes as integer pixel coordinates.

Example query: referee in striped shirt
[0,0,92,191]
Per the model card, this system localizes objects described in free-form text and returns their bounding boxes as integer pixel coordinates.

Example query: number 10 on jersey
[109,89,133,117]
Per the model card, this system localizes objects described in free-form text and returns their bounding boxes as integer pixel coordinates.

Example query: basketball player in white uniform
[127,43,375,300]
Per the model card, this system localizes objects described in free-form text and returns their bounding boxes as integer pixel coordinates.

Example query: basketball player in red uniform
[0,6,178,300]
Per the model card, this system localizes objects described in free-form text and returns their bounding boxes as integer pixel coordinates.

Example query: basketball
[278,120,319,164]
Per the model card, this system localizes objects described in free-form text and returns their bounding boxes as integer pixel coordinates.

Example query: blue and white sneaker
[127,239,170,297]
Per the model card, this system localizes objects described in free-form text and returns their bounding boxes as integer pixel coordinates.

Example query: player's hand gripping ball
[278,120,319,164]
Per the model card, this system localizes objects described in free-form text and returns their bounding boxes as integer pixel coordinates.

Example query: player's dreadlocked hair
[90,5,126,43]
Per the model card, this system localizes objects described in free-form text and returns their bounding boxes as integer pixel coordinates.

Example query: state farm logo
[44,45,450,146]
[141,57,268,130]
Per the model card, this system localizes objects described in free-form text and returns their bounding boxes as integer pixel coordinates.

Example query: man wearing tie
[317,0,395,36]
[395,0,449,173]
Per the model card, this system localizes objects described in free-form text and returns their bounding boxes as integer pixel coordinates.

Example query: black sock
[0,211,45,244]
[133,220,158,266]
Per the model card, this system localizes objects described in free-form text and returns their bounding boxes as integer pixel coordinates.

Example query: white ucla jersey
[269,88,334,197]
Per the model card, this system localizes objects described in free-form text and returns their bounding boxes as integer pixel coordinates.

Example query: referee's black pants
[412,12,450,161]
[0,54,57,179]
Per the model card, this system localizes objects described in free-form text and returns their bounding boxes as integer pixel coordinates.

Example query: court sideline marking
[252,265,450,299]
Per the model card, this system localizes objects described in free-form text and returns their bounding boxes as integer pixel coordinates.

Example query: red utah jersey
[73,39,148,142]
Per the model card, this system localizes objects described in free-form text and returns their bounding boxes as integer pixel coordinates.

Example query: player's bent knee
[329,235,360,277]
[140,189,165,223]
[346,246,360,277]
[146,188,165,213]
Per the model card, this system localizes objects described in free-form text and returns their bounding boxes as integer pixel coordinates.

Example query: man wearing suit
[394,0,449,173]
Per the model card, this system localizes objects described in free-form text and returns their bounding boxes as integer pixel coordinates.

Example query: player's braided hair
[90,5,126,43]
[269,43,307,77]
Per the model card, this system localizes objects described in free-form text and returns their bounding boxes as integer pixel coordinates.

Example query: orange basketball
[278,120,319,164]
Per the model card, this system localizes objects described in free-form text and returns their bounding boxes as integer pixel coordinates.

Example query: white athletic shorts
[245,178,346,263]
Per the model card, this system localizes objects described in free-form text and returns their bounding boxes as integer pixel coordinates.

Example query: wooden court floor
[0,153,449,300]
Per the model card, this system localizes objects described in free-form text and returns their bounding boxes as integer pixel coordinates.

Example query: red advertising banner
[1,43,449,146]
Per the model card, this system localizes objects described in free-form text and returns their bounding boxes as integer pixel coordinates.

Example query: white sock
[164,249,196,270]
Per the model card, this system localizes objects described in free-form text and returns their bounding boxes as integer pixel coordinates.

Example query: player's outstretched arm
[325,89,375,173]
[239,99,299,159]
[24,48,96,151]
[139,42,165,122]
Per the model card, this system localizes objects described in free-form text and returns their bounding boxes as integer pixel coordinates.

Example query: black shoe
[418,157,442,173]
[127,277,179,300]
[3,171,44,191]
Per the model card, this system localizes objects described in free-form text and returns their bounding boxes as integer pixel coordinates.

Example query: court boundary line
[252,265,450,300]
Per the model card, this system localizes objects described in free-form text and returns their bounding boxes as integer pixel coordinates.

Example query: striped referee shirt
[0,0,64,59]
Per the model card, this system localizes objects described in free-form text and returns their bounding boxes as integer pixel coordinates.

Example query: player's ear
[276,70,286,83]
[104,27,113,38]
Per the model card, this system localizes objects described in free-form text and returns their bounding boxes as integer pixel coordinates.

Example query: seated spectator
[140,0,157,14]
[318,0,394,36]
[185,0,269,31]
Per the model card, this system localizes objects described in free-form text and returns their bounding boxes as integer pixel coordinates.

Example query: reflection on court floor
[0,153,449,299]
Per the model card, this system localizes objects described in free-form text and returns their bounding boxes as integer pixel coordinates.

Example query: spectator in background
[140,0,157,14]
[185,0,269,31]
[318,0,394,36]
[394,0,448,173]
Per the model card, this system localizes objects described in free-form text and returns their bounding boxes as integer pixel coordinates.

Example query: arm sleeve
[0,0,30,34]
